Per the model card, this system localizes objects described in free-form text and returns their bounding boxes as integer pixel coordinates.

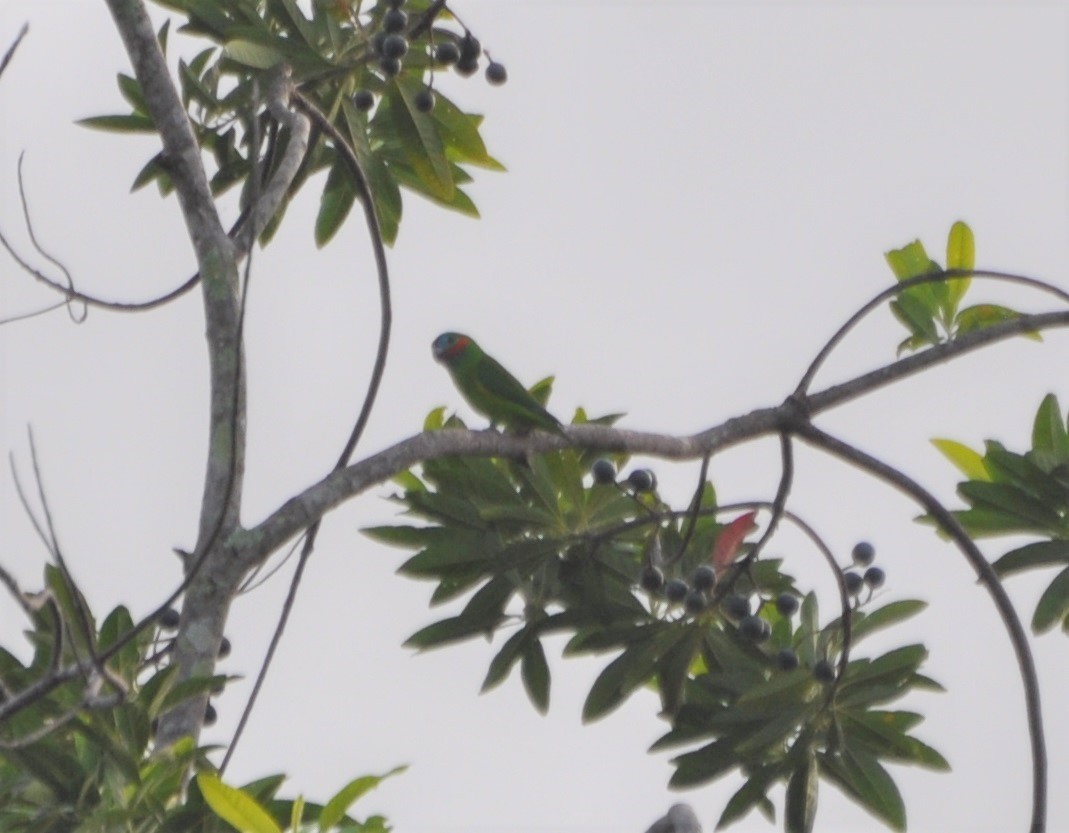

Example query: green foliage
[0,566,399,832]
[371,405,943,831]
[933,393,1069,633]
[81,0,503,245]
[884,221,1033,354]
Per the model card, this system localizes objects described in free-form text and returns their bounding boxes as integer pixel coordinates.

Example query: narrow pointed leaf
[1032,394,1069,460]
[931,438,989,481]
[944,220,974,316]
[992,540,1069,578]
[521,638,550,714]
[1032,564,1069,633]
[196,773,282,833]
[785,749,818,833]
[319,767,407,830]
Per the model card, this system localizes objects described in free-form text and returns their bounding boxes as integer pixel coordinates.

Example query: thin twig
[796,269,1069,395]
[223,89,394,773]
[17,154,85,322]
[794,421,1046,833]
[0,23,28,81]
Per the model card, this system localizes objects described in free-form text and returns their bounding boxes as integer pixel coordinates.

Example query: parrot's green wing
[474,353,562,433]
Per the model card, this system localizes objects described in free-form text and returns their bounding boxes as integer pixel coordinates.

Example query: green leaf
[957,480,1061,530]
[314,157,357,248]
[403,615,493,650]
[431,94,505,170]
[521,638,550,714]
[319,767,407,831]
[944,220,974,317]
[78,113,158,133]
[378,77,454,200]
[841,711,949,771]
[481,627,529,693]
[669,737,740,789]
[223,39,284,69]
[992,540,1069,578]
[849,600,927,644]
[582,626,683,722]
[1032,394,1069,461]
[955,304,1039,340]
[885,239,940,281]
[717,765,781,829]
[931,438,989,481]
[824,744,907,831]
[196,773,283,833]
[784,749,818,833]
[889,293,939,345]
[1031,564,1069,633]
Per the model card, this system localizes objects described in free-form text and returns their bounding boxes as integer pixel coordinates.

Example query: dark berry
[455,34,481,77]
[721,593,750,620]
[665,579,689,603]
[844,571,865,595]
[627,468,657,493]
[775,593,799,617]
[434,41,460,65]
[852,541,876,566]
[738,614,767,641]
[353,89,375,111]
[459,32,481,61]
[383,8,407,33]
[640,565,665,593]
[218,637,231,659]
[684,590,708,615]
[692,565,717,593]
[379,56,402,77]
[813,659,836,683]
[159,607,180,629]
[204,702,217,726]
[485,61,507,85]
[864,566,886,588]
[456,57,479,76]
[381,33,409,60]
[776,648,799,671]
[415,88,435,112]
[591,458,616,485]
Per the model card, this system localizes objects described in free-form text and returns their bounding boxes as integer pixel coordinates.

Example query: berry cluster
[590,458,657,493]
[842,541,886,599]
[352,0,508,115]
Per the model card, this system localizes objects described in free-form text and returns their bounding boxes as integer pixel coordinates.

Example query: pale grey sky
[2,2,1069,832]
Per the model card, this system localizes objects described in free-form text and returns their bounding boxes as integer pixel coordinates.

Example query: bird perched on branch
[432,332,563,434]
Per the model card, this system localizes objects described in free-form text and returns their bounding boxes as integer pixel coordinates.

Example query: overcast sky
[2,2,1069,832]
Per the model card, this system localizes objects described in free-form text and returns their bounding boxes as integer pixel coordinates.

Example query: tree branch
[241,307,1069,567]
[794,422,1046,833]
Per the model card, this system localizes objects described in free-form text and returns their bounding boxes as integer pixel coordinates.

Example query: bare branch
[16,154,85,322]
[224,92,392,770]
[104,0,227,258]
[242,307,1069,565]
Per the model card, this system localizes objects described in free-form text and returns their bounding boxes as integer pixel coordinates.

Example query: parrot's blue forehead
[432,332,469,361]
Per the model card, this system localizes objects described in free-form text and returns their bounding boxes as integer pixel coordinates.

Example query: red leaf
[711,511,758,575]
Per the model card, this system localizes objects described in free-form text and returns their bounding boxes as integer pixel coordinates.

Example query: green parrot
[432,332,563,434]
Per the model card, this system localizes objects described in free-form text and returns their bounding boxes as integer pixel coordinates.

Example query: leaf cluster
[0,565,398,833]
[81,0,503,245]
[934,393,1069,633]
[369,404,945,831]
[885,221,1033,353]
